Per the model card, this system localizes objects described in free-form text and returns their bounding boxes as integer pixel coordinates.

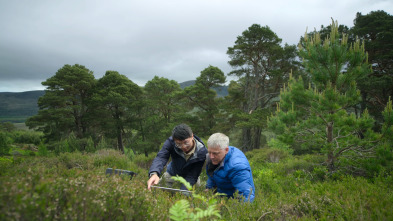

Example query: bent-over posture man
[147,124,207,190]
[206,133,255,202]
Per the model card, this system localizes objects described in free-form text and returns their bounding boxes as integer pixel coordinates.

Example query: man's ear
[225,147,229,154]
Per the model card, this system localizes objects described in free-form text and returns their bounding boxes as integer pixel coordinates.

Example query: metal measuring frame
[151,185,192,194]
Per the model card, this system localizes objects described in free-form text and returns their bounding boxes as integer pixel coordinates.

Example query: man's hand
[147,174,160,190]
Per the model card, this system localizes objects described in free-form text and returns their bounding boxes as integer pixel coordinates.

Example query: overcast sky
[0,0,392,92]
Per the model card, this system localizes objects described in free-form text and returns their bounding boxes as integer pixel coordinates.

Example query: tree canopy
[227,24,299,150]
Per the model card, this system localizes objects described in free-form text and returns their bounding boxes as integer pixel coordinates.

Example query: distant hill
[0,80,228,123]
[179,80,228,97]
[179,80,196,89]
[0,90,45,123]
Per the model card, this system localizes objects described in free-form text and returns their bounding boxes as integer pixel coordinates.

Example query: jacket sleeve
[229,163,254,202]
[206,176,215,189]
[148,139,172,176]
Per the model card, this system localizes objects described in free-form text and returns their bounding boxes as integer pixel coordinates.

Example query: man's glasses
[175,138,193,149]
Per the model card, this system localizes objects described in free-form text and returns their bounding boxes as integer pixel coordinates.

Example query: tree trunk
[326,122,335,171]
[360,91,367,117]
[117,127,124,154]
[252,127,262,149]
[242,128,252,151]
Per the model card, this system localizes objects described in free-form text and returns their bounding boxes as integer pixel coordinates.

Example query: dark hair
[172,124,193,140]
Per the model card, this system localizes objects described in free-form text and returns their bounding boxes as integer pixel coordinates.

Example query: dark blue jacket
[206,146,255,202]
[149,135,207,187]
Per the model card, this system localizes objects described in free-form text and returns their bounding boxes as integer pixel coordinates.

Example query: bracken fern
[169,176,221,221]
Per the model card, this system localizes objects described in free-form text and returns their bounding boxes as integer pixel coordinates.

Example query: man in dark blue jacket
[147,124,207,190]
[206,133,255,202]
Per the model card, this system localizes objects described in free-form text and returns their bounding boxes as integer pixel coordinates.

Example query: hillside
[0,81,228,123]
[0,90,45,123]
[180,80,228,97]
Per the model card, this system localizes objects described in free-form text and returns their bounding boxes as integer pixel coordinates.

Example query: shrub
[92,149,138,173]
[37,142,49,157]
[124,147,135,161]
[0,132,11,156]
[133,152,156,170]
[96,137,109,150]
[66,132,80,152]
[246,148,291,165]
[268,138,294,155]
[54,139,70,155]
[0,169,162,220]
[0,156,12,175]
[85,137,95,153]
[11,130,43,145]
[58,152,90,170]
[272,154,325,177]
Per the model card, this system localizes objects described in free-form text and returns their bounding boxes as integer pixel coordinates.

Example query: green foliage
[183,65,226,137]
[92,149,138,172]
[55,139,71,155]
[169,200,190,221]
[0,132,11,156]
[0,156,12,175]
[134,76,184,156]
[352,11,393,124]
[123,147,135,160]
[360,98,393,176]
[96,136,109,150]
[169,176,222,221]
[132,152,157,170]
[90,70,143,153]
[269,20,380,174]
[10,130,43,145]
[85,137,95,153]
[0,122,17,132]
[26,64,96,142]
[66,132,79,152]
[57,152,90,170]
[0,148,392,220]
[267,138,294,155]
[226,24,300,150]
[54,133,99,154]
[171,176,193,191]
[37,142,49,156]
[381,97,393,144]
[245,147,291,165]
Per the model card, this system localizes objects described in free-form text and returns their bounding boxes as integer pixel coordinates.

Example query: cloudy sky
[0,0,392,92]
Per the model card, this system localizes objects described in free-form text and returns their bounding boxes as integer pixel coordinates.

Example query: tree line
[25,10,393,176]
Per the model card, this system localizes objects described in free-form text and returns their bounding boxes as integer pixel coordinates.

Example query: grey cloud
[0,0,392,92]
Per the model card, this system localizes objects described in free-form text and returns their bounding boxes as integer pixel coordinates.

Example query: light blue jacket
[206,146,255,202]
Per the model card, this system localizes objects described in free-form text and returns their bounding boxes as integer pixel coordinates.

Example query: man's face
[208,146,229,165]
[174,135,194,154]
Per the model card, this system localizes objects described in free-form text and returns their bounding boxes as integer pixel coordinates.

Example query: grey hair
[207,133,229,149]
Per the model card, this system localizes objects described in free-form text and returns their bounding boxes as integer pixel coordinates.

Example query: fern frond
[192,193,206,202]
[189,205,221,220]
[169,199,190,221]
[171,176,193,191]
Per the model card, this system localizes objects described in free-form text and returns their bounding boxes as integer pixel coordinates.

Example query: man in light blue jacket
[205,133,255,202]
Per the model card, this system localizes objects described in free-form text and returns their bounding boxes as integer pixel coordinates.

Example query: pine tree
[227,24,299,150]
[268,20,377,174]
